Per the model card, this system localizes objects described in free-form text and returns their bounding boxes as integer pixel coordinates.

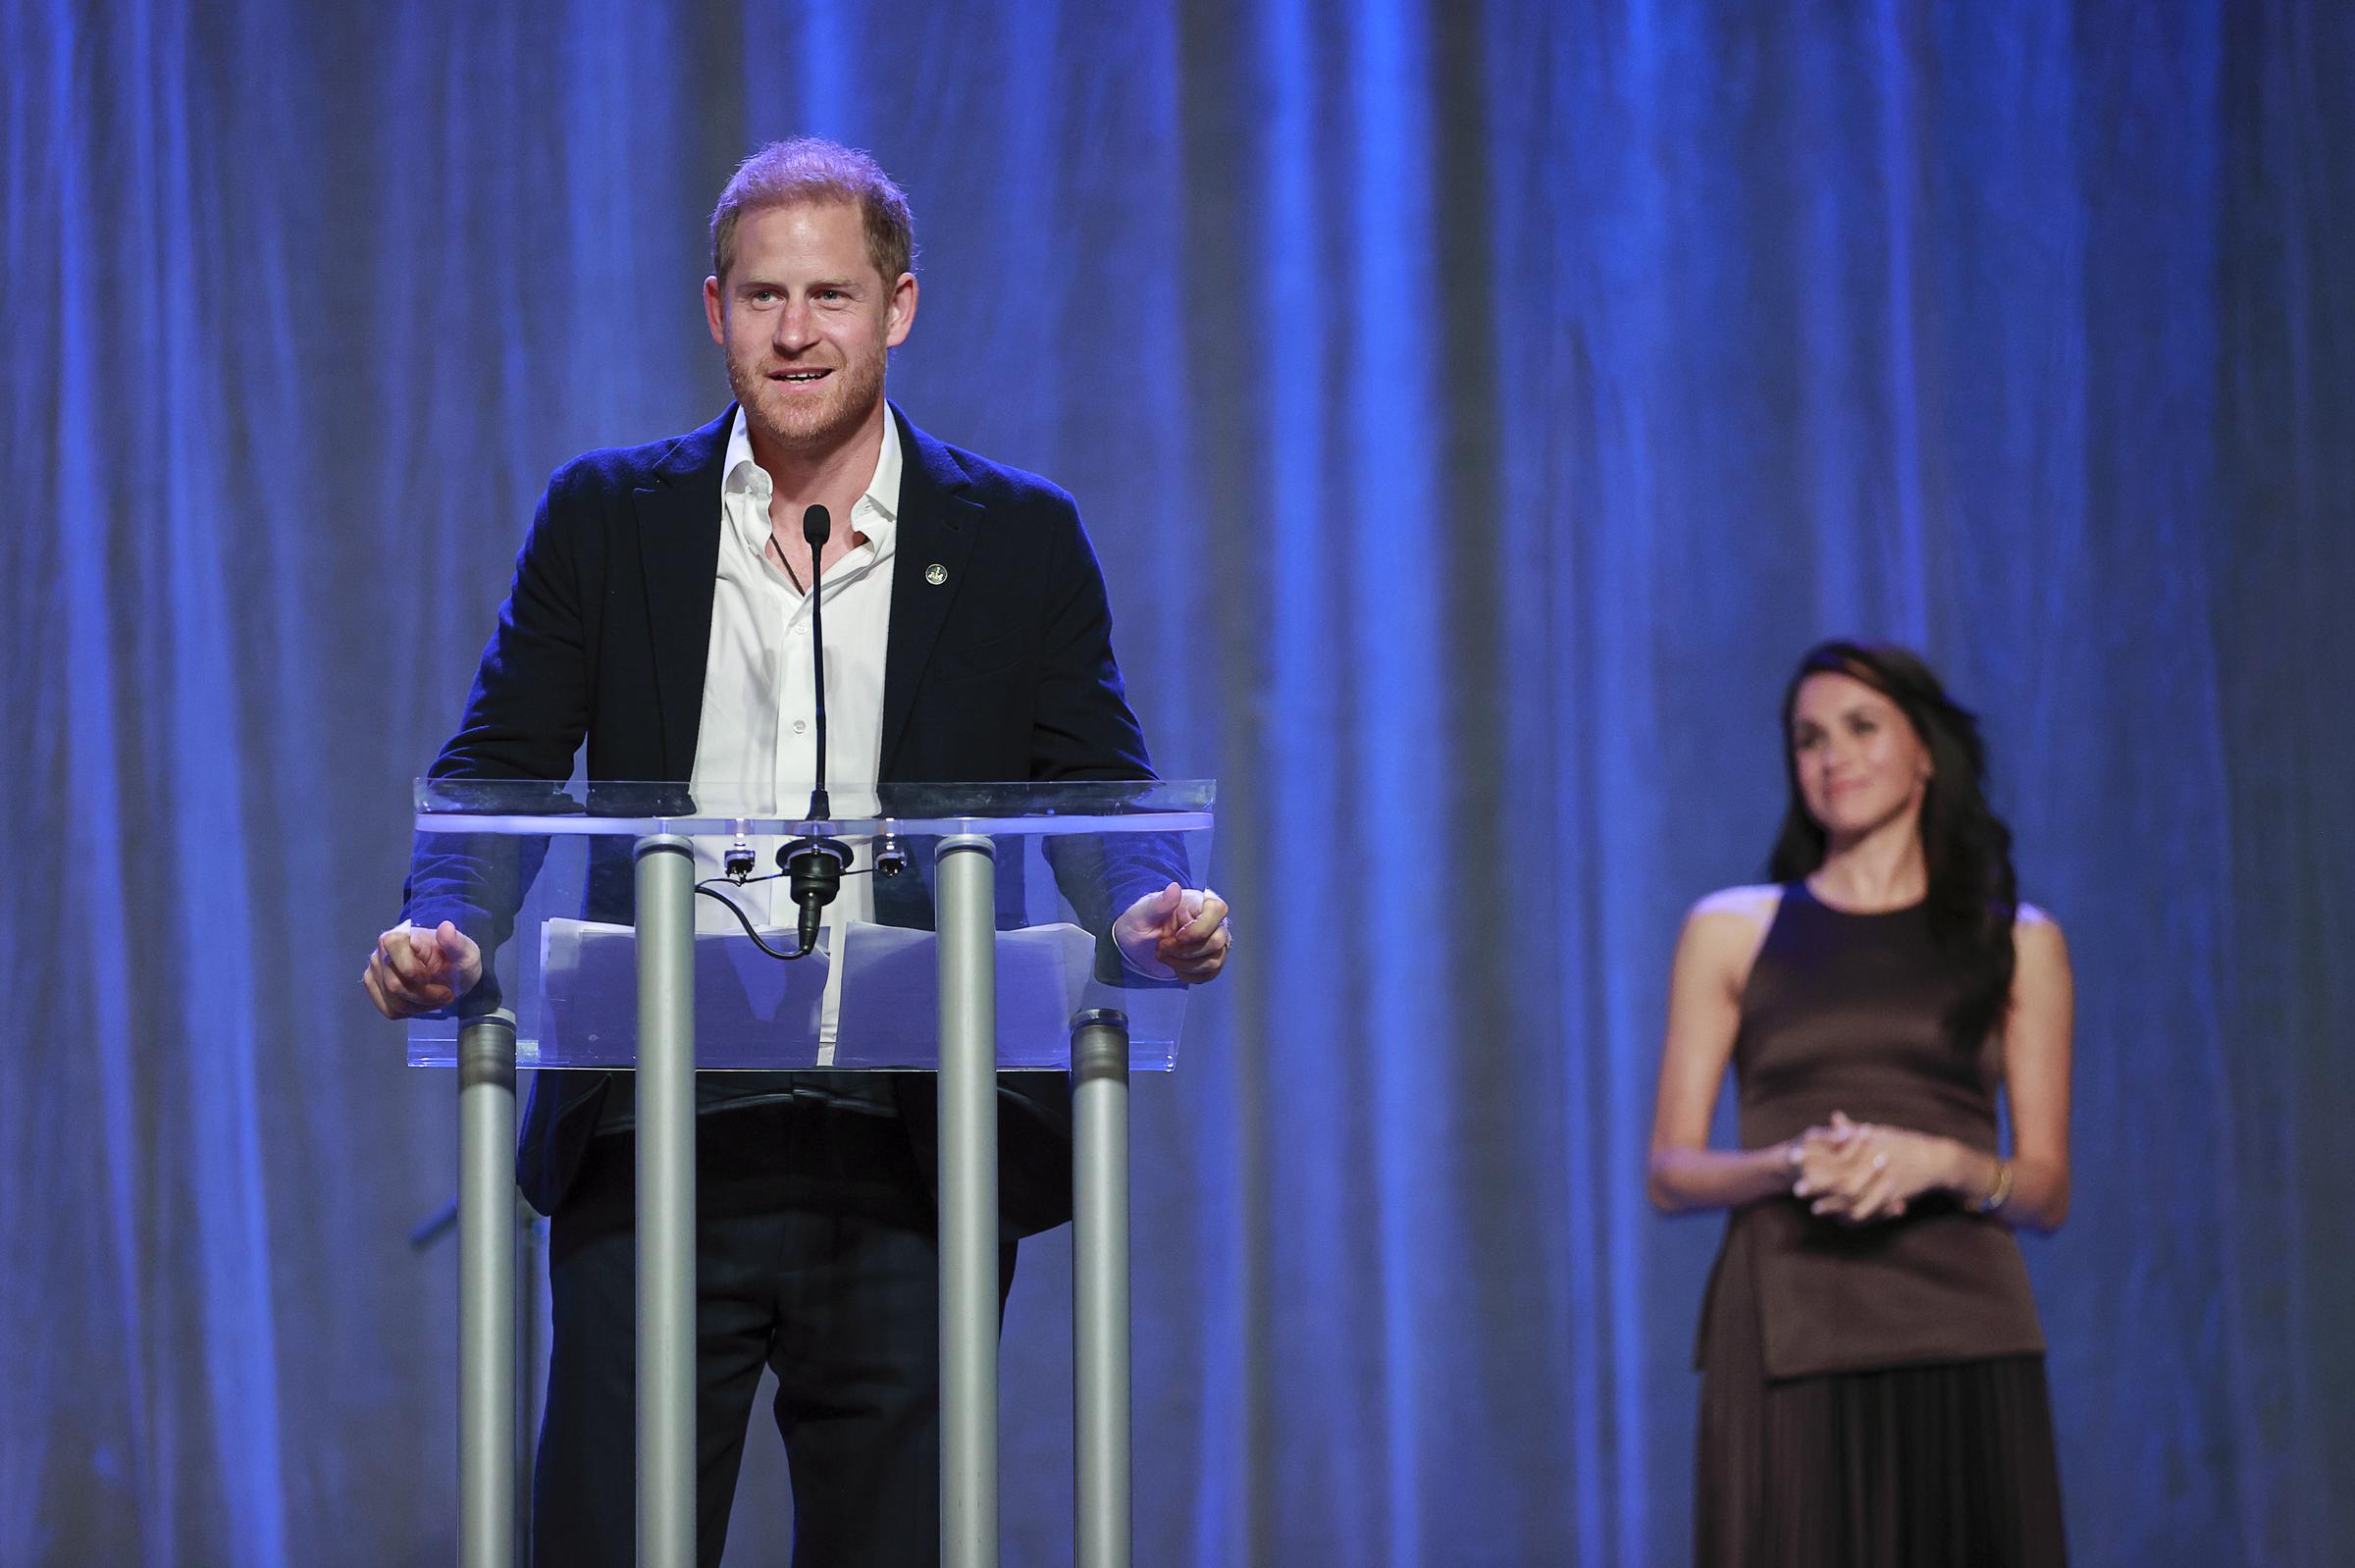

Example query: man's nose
[772,299,815,349]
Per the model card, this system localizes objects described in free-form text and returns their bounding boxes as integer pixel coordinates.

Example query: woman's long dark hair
[1768,641,2018,1049]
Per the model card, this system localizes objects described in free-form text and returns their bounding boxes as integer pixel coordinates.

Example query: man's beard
[725,345,886,455]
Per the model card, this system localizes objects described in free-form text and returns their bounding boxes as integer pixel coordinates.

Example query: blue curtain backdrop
[5,2,2350,1563]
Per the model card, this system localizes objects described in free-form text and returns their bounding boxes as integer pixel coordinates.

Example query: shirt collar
[723,406,903,555]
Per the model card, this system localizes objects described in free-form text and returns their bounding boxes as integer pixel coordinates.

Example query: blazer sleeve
[399,477,597,1004]
[426,477,597,784]
[1027,489,1157,784]
[1028,492,1192,944]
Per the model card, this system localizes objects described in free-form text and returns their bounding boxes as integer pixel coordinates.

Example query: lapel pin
[924,562,948,586]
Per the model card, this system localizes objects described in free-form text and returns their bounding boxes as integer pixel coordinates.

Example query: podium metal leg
[459,1010,519,1568]
[1071,1011,1132,1568]
[936,835,999,1568]
[635,834,697,1568]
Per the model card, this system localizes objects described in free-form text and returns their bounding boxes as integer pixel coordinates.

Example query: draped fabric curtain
[5,2,2348,1563]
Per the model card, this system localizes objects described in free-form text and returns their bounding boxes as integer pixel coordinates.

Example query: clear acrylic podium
[404,778,1215,1568]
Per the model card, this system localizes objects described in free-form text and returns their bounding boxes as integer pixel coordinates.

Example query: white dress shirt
[689,408,900,1050]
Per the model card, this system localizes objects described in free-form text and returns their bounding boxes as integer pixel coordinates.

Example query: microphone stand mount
[777,502,850,958]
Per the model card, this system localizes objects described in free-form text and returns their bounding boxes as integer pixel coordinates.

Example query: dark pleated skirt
[1694,1248,2068,1568]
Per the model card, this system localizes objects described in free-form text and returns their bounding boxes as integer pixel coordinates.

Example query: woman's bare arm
[1647,889,1810,1213]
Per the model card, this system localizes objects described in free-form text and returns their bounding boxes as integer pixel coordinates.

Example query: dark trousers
[530,1100,1017,1568]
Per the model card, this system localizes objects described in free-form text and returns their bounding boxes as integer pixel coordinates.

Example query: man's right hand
[362,919,484,1019]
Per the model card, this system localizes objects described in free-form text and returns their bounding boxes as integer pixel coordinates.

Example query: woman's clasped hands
[1788,1111,1956,1225]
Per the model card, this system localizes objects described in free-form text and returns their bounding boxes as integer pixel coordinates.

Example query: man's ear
[884,272,918,348]
[704,275,726,345]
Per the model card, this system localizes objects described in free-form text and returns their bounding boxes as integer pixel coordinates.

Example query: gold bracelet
[1973,1158,2014,1215]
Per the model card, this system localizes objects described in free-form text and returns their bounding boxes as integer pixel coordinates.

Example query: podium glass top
[403,778,1216,1074]
[413,777,1216,837]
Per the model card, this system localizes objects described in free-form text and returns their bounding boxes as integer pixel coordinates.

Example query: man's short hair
[709,137,916,287]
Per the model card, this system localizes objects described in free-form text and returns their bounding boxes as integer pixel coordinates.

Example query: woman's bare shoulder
[2014,902,2069,962]
[1678,884,1783,992]
[1689,883,1784,928]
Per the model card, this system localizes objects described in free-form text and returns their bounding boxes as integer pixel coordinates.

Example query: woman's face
[1788,671,1933,843]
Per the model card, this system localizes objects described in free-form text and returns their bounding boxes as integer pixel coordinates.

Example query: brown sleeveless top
[1694,882,2046,1379]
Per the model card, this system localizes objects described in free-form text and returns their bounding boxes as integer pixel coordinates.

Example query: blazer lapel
[879,405,983,777]
[635,409,732,781]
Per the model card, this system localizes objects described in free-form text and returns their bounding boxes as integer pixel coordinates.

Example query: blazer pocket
[934,633,1025,681]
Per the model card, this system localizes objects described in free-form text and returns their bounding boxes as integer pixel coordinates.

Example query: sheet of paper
[535,917,1113,1070]
[537,917,829,1068]
[831,920,1099,1068]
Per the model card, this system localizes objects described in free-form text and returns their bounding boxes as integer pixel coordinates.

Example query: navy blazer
[404,404,1168,1235]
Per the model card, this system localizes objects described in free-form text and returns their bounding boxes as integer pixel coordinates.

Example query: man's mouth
[770,369,830,385]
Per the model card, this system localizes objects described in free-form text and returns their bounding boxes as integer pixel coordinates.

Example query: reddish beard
[725,343,886,454]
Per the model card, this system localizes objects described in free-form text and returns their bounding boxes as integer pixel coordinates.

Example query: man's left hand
[1114,882,1233,983]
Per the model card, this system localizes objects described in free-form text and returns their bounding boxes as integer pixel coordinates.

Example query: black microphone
[779,502,850,957]
[801,503,833,821]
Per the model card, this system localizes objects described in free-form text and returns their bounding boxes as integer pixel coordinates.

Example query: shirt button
[793,720,808,734]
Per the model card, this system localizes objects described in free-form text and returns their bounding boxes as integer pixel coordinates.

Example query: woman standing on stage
[1647,640,2073,1567]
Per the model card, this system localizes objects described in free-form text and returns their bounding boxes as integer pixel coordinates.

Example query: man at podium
[360,136,1232,1567]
